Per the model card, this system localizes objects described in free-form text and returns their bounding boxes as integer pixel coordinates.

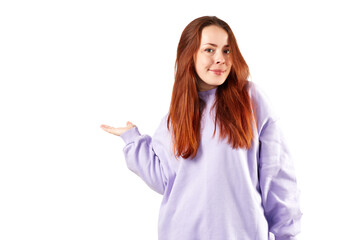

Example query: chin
[213,79,227,86]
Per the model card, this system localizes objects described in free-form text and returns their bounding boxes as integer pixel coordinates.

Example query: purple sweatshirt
[120,83,302,240]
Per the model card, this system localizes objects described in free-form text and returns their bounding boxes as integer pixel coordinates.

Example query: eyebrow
[202,43,230,48]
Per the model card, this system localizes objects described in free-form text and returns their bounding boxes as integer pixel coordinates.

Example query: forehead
[200,25,229,45]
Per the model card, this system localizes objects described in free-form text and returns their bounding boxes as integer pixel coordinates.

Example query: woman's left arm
[258,119,302,240]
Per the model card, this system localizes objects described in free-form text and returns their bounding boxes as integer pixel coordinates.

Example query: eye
[204,48,214,53]
[224,49,230,54]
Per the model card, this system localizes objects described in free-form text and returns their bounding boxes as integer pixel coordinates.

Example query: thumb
[126,121,135,128]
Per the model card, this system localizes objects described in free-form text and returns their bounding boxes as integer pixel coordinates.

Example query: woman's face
[194,25,232,92]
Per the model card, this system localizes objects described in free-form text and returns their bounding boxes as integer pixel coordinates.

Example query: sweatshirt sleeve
[120,127,168,195]
[258,119,302,240]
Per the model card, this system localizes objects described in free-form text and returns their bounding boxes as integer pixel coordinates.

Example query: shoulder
[247,81,279,133]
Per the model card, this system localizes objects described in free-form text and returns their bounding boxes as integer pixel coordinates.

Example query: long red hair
[167,16,256,159]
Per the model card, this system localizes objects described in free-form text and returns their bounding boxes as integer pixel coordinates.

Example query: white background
[1,0,359,239]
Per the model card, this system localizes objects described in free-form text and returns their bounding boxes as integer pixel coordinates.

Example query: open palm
[100,121,135,136]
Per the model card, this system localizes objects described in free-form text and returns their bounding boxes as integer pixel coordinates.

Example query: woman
[101,16,302,240]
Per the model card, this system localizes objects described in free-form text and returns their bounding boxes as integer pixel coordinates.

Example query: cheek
[227,60,232,69]
[196,55,211,68]
[202,58,213,69]
[226,57,232,65]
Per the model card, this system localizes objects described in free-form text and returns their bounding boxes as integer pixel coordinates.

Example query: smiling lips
[209,69,226,75]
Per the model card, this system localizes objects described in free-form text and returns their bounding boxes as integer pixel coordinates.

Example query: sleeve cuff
[275,236,298,240]
[120,127,141,144]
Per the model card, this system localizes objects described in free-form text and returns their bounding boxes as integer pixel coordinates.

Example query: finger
[100,124,112,129]
[100,125,116,133]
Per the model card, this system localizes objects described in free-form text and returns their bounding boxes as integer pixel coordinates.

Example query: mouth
[209,69,226,75]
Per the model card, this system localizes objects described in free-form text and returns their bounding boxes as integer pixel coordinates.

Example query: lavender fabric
[120,83,302,240]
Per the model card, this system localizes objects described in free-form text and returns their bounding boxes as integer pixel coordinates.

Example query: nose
[215,52,226,64]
